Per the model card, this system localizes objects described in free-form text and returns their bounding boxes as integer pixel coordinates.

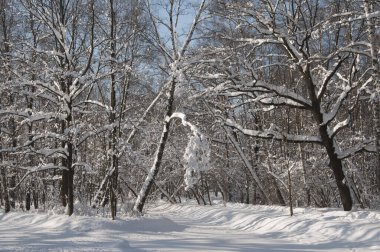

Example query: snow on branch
[317,58,347,101]
[337,139,376,160]
[24,133,68,146]
[167,112,211,190]
[28,147,68,158]
[314,10,380,30]
[0,109,29,118]
[225,119,322,144]
[253,81,312,108]
[213,79,312,109]
[8,163,67,192]
[77,123,118,146]
[322,85,354,125]
[179,0,206,57]
[20,112,67,124]
[328,116,351,139]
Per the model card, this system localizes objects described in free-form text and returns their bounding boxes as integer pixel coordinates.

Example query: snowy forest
[0,0,379,220]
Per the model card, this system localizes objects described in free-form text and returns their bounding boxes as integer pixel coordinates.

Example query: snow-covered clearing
[0,201,379,251]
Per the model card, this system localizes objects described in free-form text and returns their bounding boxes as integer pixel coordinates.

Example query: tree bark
[1,166,10,213]
[287,167,293,216]
[0,0,10,214]
[133,79,176,213]
[26,191,31,211]
[32,189,38,209]
[109,0,118,220]
[66,140,74,216]
[60,121,68,207]
[304,70,352,211]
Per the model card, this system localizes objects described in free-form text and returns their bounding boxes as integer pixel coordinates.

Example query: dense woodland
[0,0,379,219]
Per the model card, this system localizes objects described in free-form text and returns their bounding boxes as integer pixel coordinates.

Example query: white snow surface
[0,201,379,251]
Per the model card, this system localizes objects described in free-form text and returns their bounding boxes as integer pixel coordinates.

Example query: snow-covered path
[0,202,379,251]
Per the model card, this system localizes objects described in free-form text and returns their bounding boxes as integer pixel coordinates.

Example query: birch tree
[133,0,208,213]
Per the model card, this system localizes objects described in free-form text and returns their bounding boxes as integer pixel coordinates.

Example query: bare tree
[11,0,97,215]
[133,0,207,213]
[364,0,380,192]
[0,0,15,213]
[200,0,378,210]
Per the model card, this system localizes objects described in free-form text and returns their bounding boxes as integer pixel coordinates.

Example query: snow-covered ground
[0,201,379,251]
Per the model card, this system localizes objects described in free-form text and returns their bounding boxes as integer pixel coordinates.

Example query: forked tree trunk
[304,70,353,211]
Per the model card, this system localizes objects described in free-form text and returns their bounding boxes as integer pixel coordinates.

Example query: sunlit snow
[1,201,379,251]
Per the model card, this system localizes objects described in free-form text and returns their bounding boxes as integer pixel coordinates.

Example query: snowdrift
[0,202,379,251]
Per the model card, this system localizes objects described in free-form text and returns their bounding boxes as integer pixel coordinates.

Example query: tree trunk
[33,189,38,209]
[375,103,380,191]
[109,0,118,220]
[304,69,353,211]
[0,0,10,214]
[60,120,68,207]
[9,175,15,208]
[287,167,293,216]
[66,141,74,216]
[1,167,10,213]
[191,188,200,205]
[133,79,176,213]
[319,124,352,211]
[110,156,118,219]
[26,191,31,211]
[0,184,3,206]
[225,128,271,204]
[60,170,68,207]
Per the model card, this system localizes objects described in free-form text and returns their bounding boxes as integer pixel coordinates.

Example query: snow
[1,201,379,251]
[225,119,322,144]
[167,112,211,190]
[322,86,353,125]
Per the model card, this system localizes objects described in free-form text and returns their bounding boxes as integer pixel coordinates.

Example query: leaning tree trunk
[133,79,176,213]
[317,98,352,211]
[133,0,205,214]
[305,71,352,211]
